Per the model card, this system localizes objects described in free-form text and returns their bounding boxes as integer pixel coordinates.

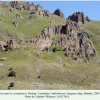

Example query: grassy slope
[0,6,66,39]
[80,21,100,58]
[0,6,100,90]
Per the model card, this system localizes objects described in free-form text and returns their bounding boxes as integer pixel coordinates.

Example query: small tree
[10,82,14,87]
[8,71,16,77]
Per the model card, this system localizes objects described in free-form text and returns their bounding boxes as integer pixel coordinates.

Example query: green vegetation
[0,6,66,40]
[0,3,100,90]
[10,82,14,87]
[90,53,96,57]
[8,71,16,77]
[52,46,63,52]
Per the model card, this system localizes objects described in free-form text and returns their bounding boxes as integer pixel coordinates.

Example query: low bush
[10,82,14,87]
[8,71,16,77]
[52,46,63,52]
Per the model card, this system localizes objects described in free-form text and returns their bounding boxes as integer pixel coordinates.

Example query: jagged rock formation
[36,5,51,18]
[78,31,96,58]
[30,20,97,60]
[54,9,64,18]
[32,24,66,50]
[68,12,90,24]
[10,1,35,11]
[0,1,54,25]
[37,9,51,18]
[36,4,43,11]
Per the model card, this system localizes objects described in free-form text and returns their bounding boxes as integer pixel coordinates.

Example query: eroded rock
[54,9,64,18]
[68,12,86,24]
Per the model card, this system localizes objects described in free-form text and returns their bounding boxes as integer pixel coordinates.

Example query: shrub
[8,71,16,77]
[90,53,95,57]
[52,46,63,52]
[10,82,14,87]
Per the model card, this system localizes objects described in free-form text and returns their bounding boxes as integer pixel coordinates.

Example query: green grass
[0,6,66,39]
[80,21,100,59]
[0,5,100,90]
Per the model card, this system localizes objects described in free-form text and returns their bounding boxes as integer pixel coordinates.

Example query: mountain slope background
[0,1,100,90]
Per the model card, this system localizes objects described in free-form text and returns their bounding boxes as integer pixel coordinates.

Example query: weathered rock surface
[0,40,16,51]
[68,12,85,24]
[54,9,64,18]
[36,6,51,18]
[10,1,35,11]
[68,12,90,24]
[29,20,97,60]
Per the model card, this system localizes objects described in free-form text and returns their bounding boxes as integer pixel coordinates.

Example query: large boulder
[54,9,64,18]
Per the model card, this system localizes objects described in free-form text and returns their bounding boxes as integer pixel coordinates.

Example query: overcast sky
[30,1,100,20]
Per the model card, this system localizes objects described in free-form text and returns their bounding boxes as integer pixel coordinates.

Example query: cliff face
[25,20,97,60]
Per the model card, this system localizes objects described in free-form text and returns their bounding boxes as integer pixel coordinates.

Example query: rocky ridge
[0,1,97,61]
[24,20,97,60]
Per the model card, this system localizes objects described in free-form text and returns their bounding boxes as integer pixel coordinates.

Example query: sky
[29,1,100,20]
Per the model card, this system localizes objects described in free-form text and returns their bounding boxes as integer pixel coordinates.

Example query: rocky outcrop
[64,20,78,35]
[31,20,78,50]
[31,20,96,60]
[68,12,90,24]
[34,35,52,50]
[78,31,96,58]
[0,1,51,18]
[0,40,16,51]
[42,25,64,36]
[36,4,43,11]
[68,12,85,24]
[41,20,78,36]
[54,9,64,18]
[10,1,35,11]
[36,5,51,18]
[37,10,51,18]
[10,1,23,10]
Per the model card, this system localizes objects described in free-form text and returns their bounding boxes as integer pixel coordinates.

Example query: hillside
[0,1,100,90]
